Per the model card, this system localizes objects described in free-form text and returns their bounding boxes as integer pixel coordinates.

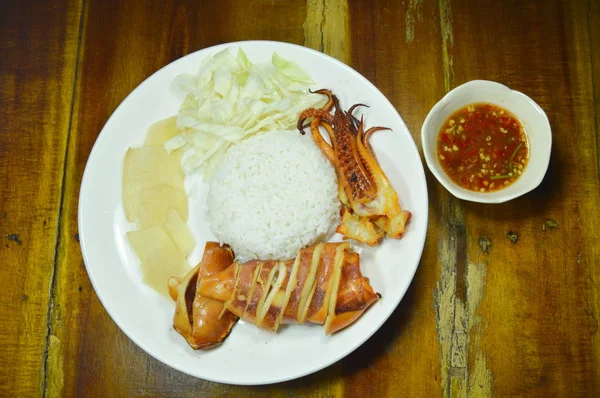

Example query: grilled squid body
[298,89,412,246]
[197,242,379,335]
[168,242,238,350]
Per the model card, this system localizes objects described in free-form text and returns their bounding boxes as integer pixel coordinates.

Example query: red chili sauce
[437,103,529,192]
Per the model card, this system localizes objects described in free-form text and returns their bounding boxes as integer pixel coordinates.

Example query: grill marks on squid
[297,244,324,323]
[197,242,377,335]
[304,243,338,325]
[297,89,412,246]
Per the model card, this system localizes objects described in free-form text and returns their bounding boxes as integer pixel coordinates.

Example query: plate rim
[78,39,429,385]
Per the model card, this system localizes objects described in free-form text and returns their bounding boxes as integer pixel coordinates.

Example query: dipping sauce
[437,103,529,192]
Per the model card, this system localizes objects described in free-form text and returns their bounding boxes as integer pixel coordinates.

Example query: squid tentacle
[347,103,369,117]
[363,126,391,156]
[310,118,335,163]
[297,108,333,134]
[309,88,335,111]
[297,89,411,246]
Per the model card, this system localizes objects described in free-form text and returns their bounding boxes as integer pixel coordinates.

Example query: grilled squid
[298,89,411,246]
[168,242,238,350]
[197,242,379,335]
[171,242,379,349]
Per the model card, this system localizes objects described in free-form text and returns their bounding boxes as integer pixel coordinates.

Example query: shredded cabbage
[166,48,325,178]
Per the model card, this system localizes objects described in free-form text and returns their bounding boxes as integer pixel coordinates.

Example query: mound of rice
[206,129,339,261]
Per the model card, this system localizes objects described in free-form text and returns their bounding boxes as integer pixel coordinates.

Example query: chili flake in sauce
[437,103,529,192]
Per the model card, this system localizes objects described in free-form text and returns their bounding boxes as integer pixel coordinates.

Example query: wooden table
[1,1,599,396]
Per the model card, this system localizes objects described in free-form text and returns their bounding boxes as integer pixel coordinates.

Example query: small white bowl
[421,80,552,203]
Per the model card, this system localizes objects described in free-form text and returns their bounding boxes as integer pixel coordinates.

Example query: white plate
[79,40,429,385]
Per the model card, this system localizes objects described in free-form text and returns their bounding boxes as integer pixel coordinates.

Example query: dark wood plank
[0,1,82,395]
[344,0,446,395]
[446,0,600,396]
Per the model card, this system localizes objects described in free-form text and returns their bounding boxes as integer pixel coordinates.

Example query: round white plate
[79,40,428,385]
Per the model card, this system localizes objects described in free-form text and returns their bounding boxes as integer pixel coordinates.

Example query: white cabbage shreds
[165,48,326,179]
[206,130,339,261]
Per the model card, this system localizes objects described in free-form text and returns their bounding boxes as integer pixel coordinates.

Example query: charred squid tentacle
[347,103,369,118]
[356,118,388,194]
[297,108,333,134]
[310,118,335,163]
[297,89,411,246]
[298,89,336,134]
[343,116,377,202]
[319,120,336,148]
[309,88,335,111]
[363,126,391,156]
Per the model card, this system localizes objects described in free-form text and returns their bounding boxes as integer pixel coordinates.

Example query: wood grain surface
[0,1,83,396]
[1,0,599,397]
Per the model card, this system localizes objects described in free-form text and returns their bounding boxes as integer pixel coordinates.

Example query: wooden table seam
[40,1,87,396]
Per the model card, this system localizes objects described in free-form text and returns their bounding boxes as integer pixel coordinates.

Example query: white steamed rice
[205,129,339,261]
